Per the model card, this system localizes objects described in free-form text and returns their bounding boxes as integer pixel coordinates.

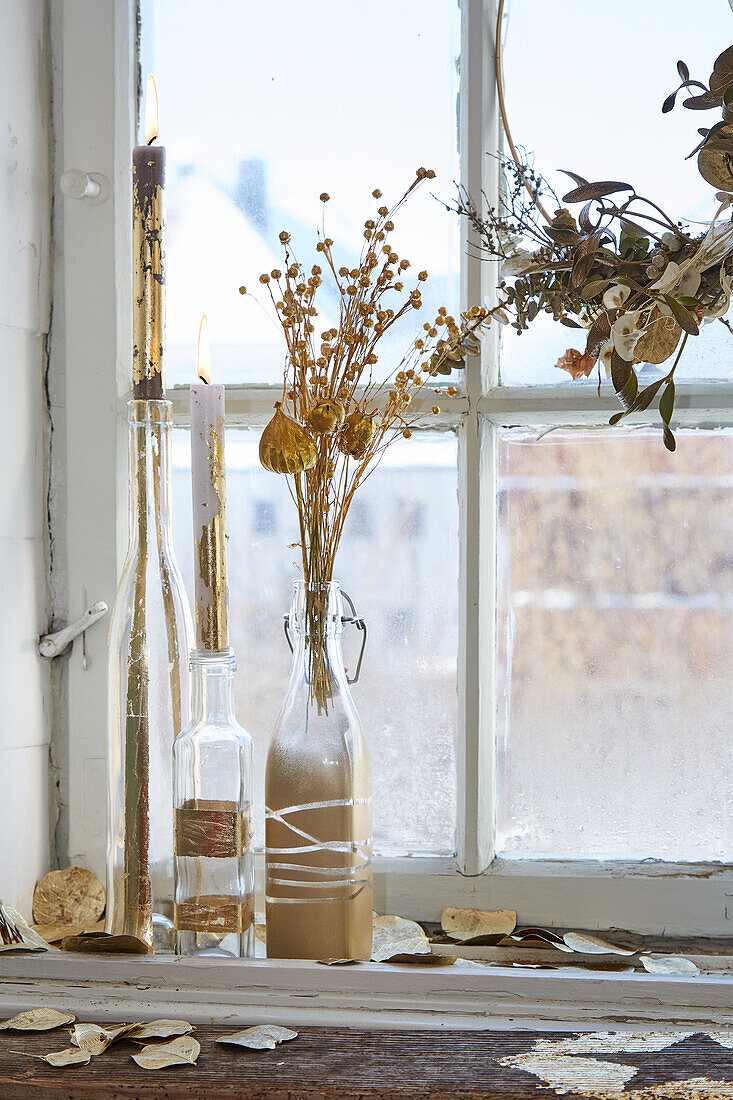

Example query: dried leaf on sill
[316,958,360,966]
[500,927,573,951]
[0,1008,75,1031]
[13,1047,92,1067]
[640,954,700,975]
[69,1021,138,1055]
[216,1025,297,1050]
[32,918,105,944]
[0,905,52,953]
[32,866,105,929]
[371,915,432,962]
[441,906,517,942]
[131,1035,200,1069]
[60,931,151,954]
[126,1019,195,1042]
[562,932,636,956]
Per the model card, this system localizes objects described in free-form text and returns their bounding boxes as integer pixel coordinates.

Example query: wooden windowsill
[1,952,732,1032]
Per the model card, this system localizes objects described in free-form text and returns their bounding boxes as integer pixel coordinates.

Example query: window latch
[38,601,109,660]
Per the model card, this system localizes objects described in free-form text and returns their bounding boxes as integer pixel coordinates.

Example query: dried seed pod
[260,403,317,474]
[338,411,375,459]
[308,399,346,434]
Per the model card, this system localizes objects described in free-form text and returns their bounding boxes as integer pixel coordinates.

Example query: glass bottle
[106,399,193,952]
[173,649,254,957]
[265,581,372,960]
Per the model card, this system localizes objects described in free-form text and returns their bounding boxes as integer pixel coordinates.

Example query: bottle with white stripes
[265,581,372,960]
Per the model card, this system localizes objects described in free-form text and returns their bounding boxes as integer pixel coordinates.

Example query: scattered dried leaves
[441,906,516,942]
[61,931,151,954]
[33,867,105,928]
[69,1022,117,1055]
[562,932,636,956]
[0,1008,75,1031]
[127,1019,195,1042]
[131,1035,200,1069]
[14,1046,92,1067]
[371,915,432,962]
[215,1025,298,1050]
[640,954,700,976]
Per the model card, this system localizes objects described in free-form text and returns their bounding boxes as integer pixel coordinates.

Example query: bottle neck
[189,650,237,723]
[288,582,349,704]
[127,399,173,544]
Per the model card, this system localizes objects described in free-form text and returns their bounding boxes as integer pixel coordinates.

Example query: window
[57,0,732,936]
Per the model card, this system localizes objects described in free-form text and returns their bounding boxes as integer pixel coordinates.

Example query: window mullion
[456,0,498,875]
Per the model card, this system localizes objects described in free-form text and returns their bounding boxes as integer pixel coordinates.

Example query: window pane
[497,426,733,861]
[173,430,458,855]
[141,0,460,385]
[499,0,733,386]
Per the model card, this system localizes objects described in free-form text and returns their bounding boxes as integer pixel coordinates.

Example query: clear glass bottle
[106,399,193,952]
[265,581,372,960]
[173,649,254,957]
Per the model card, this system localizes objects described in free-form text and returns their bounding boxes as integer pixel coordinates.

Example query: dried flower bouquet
[242,169,492,703]
[453,28,733,451]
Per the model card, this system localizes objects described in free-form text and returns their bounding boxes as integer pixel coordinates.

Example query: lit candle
[132,75,165,399]
[191,316,229,650]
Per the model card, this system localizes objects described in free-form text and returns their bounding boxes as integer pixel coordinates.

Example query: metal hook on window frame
[283,589,367,684]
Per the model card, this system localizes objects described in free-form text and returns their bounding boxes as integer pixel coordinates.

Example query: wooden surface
[1,1027,733,1098]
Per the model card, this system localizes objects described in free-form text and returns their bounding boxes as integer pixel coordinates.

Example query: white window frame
[54,0,733,939]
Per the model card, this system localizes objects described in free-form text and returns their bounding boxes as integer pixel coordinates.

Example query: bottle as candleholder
[106,399,193,952]
[173,649,254,957]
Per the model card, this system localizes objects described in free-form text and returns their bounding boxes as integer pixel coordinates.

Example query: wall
[0,0,52,915]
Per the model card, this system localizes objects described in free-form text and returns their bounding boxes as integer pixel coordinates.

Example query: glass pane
[173,430,458,855]
[500,0,733,386]
[141,0,460,386]
[497,426,733,861]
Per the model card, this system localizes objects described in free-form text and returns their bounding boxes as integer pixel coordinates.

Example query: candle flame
[197,315,211,383]
[144,75,159,144]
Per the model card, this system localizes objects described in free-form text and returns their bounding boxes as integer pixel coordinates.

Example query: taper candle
[190,316,229,651]
[132,75,165,400]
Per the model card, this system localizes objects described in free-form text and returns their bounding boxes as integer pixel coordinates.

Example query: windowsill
[2,952,731,1032]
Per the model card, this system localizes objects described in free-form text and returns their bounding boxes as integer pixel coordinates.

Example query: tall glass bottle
[265,581,372,960]
[173,650,254,957]
[106,399,193,952]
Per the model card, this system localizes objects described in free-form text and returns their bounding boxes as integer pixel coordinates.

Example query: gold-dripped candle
[190,316,229,651]
[132,75,165,400]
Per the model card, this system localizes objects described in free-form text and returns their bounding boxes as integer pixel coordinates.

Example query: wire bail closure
[283,589,367,685]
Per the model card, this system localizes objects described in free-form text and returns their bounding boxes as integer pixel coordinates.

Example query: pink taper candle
[190,316,229,650]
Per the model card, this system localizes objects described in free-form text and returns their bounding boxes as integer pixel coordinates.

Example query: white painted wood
[455,0,498,876]
[370,856,733,937]
[0,953,730,1032]
[0,0,52,335]
[54,0,136,877]
[0,745,50,916]
[0,0,52,909]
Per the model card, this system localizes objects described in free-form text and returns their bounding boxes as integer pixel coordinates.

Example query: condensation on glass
[141,0,460,385]
[174,649,254,958]
[500,0,733,386]
[171,429,459,857]
[496,426,733,861]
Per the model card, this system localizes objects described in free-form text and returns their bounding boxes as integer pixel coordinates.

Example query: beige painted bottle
[265,582,372,960]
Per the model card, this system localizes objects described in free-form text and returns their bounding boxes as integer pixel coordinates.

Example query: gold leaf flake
[640,954,700,975]
[0,1008,75,1031]
[371,915,431,962]
[61,931,151,954]
[215,1025,297,1050]
[14,1047,92,1067]
[498,1052,638,1096]
[441,906,516,941]
[127,1019,195,1042]
[131,1035,201,1069]
[33,867,106,928]
[562,932,636,956]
